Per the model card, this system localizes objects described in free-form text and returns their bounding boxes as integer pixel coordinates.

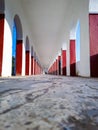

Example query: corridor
[0,75,98,130]
[0,0,98,129]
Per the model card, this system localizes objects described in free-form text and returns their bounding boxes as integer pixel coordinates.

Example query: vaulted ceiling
[20,0,71,69]
[20,0,87,70]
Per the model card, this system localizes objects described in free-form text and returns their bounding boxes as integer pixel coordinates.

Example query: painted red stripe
[0,14,5,76]
[16,40,23,75]
[58,56,61,75]
[70,40,76,76]
[25,51,30,75]
[89,14,98,77]
[62,50,66,75]
[31,56,33,75]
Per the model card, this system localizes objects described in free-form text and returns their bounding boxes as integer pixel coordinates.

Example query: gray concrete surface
[0,75,98,130]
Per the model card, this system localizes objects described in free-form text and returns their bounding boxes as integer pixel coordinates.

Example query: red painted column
[0,14,5,76]
[70,40,76,76]
[53,62,55,74]
[16,40,23,75]
[33,57,35,75]
[25,51,30,75]
[57,58,59,75]
[50,67,51,74]
[53,63,54,74]
[89,14,98,77]
[62,50,66,75]
[37,63,39,74]
[51,66,52,74]
[37,63,38,75]
[58,56,61,75]
[55,61,57,75]
[34,59,36,75]
[51,65,53,74]
[31,56,33,75]
[36,61,38,74]
[34,59,35,75]
[54,62,55,75]
[56,59,58,75]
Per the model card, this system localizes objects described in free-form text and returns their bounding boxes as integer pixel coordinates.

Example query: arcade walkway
[0,75,98,130]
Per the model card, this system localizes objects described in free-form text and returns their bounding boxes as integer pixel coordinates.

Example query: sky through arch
[76,21,80,62]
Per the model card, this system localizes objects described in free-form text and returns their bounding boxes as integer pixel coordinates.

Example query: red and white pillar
[34,59,36,75]
[61,44,67,76]
[16,40,23,75]
[56,59,58,75]
[0,14,5,76]
[25,50,30,75]
[70,40,76,76]
[89,14,98,77]
[58,53,61,75]
[31,56,34,75]
[62,50,66,75]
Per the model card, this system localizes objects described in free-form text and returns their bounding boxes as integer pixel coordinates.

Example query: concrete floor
[0,75,98,130]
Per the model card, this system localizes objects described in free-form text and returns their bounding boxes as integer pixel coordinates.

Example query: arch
[14,15,23,40]
[0,0,5,76]
[13,15,23,75]
[25,36,30,75]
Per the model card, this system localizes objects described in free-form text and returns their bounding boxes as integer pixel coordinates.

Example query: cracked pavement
[0,75,98,130]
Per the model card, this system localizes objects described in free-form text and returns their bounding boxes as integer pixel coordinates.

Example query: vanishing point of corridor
[0,75,98,130]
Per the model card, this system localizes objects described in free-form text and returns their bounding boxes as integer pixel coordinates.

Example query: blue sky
[76,21,80,62]
[12,23,16,57]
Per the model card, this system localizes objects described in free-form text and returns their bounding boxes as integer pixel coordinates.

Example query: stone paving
[0,75,98,130]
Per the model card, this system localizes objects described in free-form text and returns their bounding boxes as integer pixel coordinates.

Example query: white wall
[89,0,98,13]
[2,18,12,76]
[63,0,90,77]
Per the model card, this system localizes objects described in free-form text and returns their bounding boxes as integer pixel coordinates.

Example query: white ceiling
[21,0,69,69]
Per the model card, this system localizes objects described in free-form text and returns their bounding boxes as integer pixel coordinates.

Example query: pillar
[89,14,98,77]
[16,40,23,75]
[62,50,66,75]
[56,59,58,75]
[34,59,36,75]
[31,56,33,75]
[0,14,4,76]
[58,56,61,75]
[25,50,30,75]
[70,40,76,76]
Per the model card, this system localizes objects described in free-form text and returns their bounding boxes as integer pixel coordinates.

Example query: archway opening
[11,22,16,76]
[76,21,80,76]
[13,15,23,75]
